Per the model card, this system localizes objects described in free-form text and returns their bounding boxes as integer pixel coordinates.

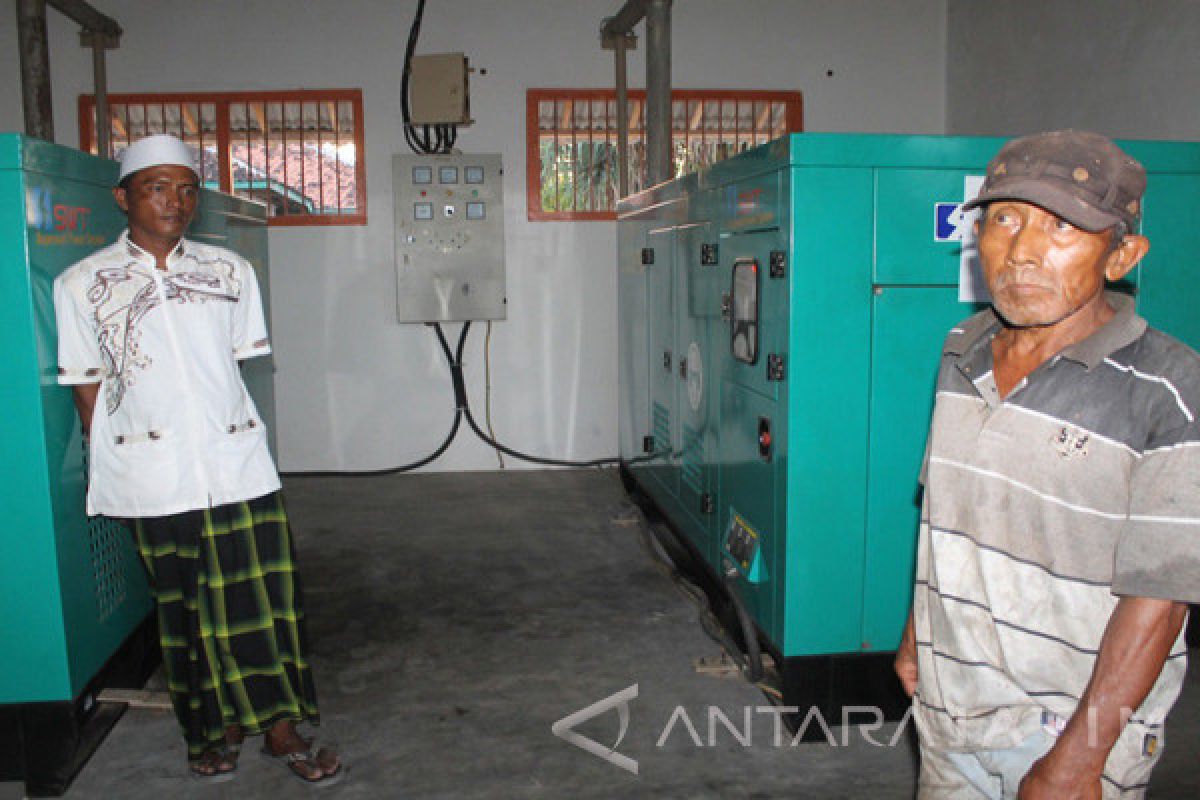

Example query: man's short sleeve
[1115,419,1200,604]
[232,259,271,360]
[53,274,104,385]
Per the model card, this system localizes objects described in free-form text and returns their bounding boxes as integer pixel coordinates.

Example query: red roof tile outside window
[526,89,802,221]
[79,89,367,227]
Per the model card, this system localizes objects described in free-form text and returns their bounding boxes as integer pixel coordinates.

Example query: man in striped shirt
[895,130,1198,799]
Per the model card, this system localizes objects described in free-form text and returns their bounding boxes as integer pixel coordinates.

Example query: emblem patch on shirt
[1052,426,1090,458]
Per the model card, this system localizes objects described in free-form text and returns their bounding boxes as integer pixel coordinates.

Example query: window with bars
[526,89,802,221]
[79,89,366,226]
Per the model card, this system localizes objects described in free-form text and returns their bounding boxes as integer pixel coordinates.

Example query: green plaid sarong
[130,491,320,758]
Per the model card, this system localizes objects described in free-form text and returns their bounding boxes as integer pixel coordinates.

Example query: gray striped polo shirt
[912,291,1199,757]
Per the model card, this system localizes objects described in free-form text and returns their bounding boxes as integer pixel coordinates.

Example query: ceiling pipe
[601,0,673,193]
[17,0,121,151]
[643,0,672,187]
[17,0,54,142]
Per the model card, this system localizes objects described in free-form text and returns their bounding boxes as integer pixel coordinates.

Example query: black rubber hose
[724,571,765,682]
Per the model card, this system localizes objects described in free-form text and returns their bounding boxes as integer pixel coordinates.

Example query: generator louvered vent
[681,424,704,493]
[652,402,671,455]
[87,516,129,620]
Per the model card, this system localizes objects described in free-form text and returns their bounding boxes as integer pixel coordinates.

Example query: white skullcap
[117,134,200,183]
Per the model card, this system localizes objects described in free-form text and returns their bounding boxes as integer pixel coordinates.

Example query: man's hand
[1018,752,1102,799]
[894,612,918,697]
[72,383,100,436]
[1017,596,1186,799]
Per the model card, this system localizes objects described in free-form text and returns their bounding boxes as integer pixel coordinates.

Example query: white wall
[946,0,1200,139]
[1,0,947,471]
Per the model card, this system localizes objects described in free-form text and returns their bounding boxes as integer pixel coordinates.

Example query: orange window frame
[526,88,803,221]
[79,89,367,227]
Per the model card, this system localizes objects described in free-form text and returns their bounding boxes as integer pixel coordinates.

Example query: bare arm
[1019,596,1187,799]
[895,610,918,697]
[72,383,100,436]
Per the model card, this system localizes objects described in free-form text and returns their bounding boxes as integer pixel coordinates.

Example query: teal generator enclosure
[0,134,275,796]
[616,132,1200,723]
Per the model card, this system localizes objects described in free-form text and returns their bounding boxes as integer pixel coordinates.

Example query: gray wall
[947,0,1200,139]
[1,0,947,472]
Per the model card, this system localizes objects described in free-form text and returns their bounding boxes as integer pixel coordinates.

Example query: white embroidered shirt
[53,230,281,517]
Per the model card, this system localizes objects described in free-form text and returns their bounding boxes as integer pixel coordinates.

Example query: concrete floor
[5,468,1200,798]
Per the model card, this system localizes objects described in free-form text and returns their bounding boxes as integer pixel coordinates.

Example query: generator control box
[393,153,506,323]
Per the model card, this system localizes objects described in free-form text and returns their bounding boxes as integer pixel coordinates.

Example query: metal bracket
[701,242,719,266]
[769,250,786,279]
[641,247,655,265]
[79,31,121,49]
[600,26,638,50]
[767,353,785,381]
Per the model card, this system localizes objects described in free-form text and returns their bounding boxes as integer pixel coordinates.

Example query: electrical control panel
[724,511,767,584]
[393,153,505,323]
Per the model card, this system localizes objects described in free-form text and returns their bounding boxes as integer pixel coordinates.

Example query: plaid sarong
[130,491,321,758]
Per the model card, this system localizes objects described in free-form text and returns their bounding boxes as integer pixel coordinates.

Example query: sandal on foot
[260,745,344,788]
[188,747,238,783]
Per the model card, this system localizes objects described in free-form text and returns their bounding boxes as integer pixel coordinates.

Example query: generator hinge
[641,247,655,265]
[769,250,786,278]
[678,356,688,379]
[767,353,785,381]
[701,242,719,266]
[701,493,715,514]
[663,350,673,371]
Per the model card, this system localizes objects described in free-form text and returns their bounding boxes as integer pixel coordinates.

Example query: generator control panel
[724,511,767,584]
[393,153,505,322]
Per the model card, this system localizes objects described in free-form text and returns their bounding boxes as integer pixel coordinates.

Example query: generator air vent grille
[652,402,671,455]
[87,516,129,620]
[681,425,704,493]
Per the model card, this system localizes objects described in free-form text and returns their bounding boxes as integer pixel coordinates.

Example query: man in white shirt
[54,135,343,785]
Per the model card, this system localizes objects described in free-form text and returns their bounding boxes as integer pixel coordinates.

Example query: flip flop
[260,744,345,788]
[188,746,239,783]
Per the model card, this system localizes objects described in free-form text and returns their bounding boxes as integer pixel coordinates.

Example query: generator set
[616,133,1200,723]
[0,134,275,795]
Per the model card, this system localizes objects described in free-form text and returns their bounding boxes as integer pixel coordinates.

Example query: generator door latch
[767,353,785,381]
[758,416,773,461]
[642,435,656,454]
[678,357,688,379]
[701,243,719,266]
[720,292,732,321]
[663,350,673,371]
[769,250,786,278]
[641,247,655,265]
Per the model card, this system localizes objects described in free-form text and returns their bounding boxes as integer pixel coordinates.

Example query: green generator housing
[616,132,1200,717]
[0,134,275,795]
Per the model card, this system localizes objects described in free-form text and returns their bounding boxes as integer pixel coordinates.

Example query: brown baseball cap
[963,129,1146,232]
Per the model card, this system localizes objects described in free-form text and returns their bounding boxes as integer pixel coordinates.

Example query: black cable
[280,323,463,478]
[723,571,765,682]
[439,323,622,468]
[639,521,768,685]
[401,0,430,155]
[286,319,663,477]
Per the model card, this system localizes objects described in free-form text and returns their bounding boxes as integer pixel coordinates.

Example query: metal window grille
[79,89,367,226]
[526,89,802,221]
